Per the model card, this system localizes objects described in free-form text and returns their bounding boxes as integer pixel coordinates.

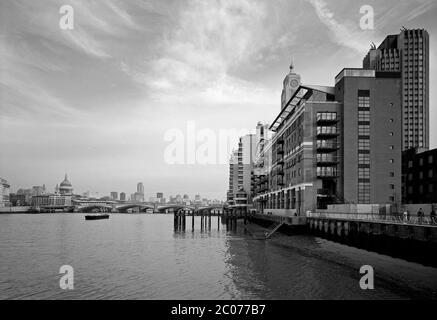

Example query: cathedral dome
[59,174,73,195]
[60,176,71,187]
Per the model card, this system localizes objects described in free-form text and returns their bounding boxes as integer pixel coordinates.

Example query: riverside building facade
[251,66,402,216]
[402,147,437,204]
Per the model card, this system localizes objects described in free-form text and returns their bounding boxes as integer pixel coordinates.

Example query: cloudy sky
[1,0,436,200]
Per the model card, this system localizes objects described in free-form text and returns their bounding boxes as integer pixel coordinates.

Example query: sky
[1,0,436,200]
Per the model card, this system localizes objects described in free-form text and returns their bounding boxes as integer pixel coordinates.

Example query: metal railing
[306,211,437,226]
[317,113,338,122]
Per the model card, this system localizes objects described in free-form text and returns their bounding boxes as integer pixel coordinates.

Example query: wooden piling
[182,211,186,231]
[201,213,204,231]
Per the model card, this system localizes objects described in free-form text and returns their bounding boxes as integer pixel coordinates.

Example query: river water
[0,214,436,300]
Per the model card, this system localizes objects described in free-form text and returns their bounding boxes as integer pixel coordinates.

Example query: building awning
[269,84,335,132]
[269,86,309,132]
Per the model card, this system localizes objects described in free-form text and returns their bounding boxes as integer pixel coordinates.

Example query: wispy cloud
[122,0,299,106]
[405,0,437,21]
[305,0,376,54]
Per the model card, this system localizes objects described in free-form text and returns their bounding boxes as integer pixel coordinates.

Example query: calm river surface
[1,214,436,300]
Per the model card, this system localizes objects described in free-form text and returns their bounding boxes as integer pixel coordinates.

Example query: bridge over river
[73,201,225,215]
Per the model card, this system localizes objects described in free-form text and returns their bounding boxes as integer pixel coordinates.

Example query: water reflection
[0,214,436,300]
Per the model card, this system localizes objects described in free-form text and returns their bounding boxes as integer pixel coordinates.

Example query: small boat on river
[85,213,110,220]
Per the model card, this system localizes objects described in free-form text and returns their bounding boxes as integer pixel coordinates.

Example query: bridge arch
[117,204,155,213]
[78,205,113,213]
[157,205,195,214]
[196,206,224,215]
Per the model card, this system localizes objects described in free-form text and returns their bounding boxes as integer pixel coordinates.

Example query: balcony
[317,189,335,197]
[277,145,284,155]
[317,167,339,178]
[276,167,284,176]
[277,155,284,164]
[317,127,339,138]
[316,155,339,165]
[277,137,284,145]
[316,141,339,151]
[235,194,248,201]
[317,113,338,124]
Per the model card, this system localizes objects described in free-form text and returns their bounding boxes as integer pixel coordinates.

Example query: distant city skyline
[6,173,217,201]
[1,0,436,200]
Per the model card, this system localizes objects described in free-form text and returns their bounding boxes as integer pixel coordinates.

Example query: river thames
[1,214,436,300]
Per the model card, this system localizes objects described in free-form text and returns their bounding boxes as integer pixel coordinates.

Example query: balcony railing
[317,167,339,178]
[316,141,339,150]
[316,155,339,164]
[276,168,284,176]
[317,113,338,124]
[317,127,338,136]
[306,212,437,226]
[317,188,335,196]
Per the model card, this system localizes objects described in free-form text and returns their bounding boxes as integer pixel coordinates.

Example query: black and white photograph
[1,0,437,308]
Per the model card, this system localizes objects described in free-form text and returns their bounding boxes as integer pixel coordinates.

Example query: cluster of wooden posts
[173,209,249,231]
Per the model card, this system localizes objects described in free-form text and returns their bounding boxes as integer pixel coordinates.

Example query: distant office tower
[120,192,126,201]
[137,182,144,194]
[363,28,429,150]
[131,192,144,202]
[252,121,273,201]
[227,150,238,205]
[156,192,164,204]
[226,133,257,212]
[110,192,118,200]
[0,178,11,207]
[32,185,45,196]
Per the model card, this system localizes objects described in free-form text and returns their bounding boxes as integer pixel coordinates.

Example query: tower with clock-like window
[281,59,301,110]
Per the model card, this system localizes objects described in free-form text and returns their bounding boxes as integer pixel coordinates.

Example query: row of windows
[317,126,338,135]
[407,170,434,180]
[358,182,371,203]
[358,110,370,122]
[358,168,370,179]
[358,97,370,109]
[317,167,338,177]
[358,139,370,150]
[358,153,370,165]
[317,112,337,121]
[358,124,370,136]
[358,91,370,204]
[317,154,337,163]
[407,184,435,195]
[317,140,338,149]
[407,155,434,167]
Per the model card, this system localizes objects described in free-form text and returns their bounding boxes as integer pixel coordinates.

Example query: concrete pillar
[297,189,301,216]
